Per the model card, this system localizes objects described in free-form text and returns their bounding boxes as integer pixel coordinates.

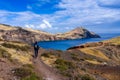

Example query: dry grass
[79,48,109,60]
[85,60,101,65]
[41,55,57,67]
[1,42,30,51]
[25,28,53,35]
[104,37,120,45]
[4,47,32,64]
[0,24,17,30]
[0,41,32,64]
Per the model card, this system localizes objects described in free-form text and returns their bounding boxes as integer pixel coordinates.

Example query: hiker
[33,41,39,58]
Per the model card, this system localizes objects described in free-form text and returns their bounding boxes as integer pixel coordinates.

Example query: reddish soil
[0,58,16,80]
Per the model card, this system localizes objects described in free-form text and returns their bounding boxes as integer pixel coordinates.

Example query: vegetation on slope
[1,42,30,51]
[105,37,120,45]
[13,67,42,80]
[0,40,44,80]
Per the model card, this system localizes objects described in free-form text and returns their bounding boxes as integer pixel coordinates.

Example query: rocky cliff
[56,27,100,39]
[0,24,100,44]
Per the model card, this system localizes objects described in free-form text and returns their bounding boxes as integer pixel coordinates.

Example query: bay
[38,33,120,50]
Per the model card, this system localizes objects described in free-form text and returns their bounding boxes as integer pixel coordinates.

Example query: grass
[54,59,75,71]
[105,37,120,45]
[1,43,30,51]
[81,74,95,80]
[85,60,101,64]
[22,64,34,69]
[41,52,54,58]
[0,42,32,64]
[80,48,109,60]
[71,53,80,61]
[21,73,42,80]
[0,48,10,58]
[0,47,13,61]
[13,67,42,80]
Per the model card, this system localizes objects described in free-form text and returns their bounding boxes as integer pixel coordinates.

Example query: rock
[56,27,100,39]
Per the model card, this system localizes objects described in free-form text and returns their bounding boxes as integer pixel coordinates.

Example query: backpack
[34,44,38,48]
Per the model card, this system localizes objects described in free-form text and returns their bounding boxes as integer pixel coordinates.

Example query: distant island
[0,24,100,44]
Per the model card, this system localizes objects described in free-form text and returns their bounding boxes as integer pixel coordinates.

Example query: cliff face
[0,24,100,44]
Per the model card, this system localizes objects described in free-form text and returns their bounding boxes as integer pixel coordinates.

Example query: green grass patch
[81,74,95,80]
[22,64,34,70]
[41,52,54,58]
[21,73,42,80]
[54,59,75,71]
[2,43,30,51]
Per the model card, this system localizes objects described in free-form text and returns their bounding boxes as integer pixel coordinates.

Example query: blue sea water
[38,33,120,50]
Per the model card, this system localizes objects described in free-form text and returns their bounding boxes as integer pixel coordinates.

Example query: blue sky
[0,0,120,33]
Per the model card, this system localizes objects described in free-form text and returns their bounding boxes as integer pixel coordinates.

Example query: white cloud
[39,23,47,29]
[0,0,120,33]
[43,19,52,28]
[39,19,52,29]
[24,19,52,29]
[25,24,35,28]
[45,0,120,27]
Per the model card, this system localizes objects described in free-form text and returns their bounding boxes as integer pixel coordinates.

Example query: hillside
[0,34,120,80]
[66,37,120,80]
[40,37,120,80]
[0,24,100,44]
[56,27,100,39]
[0,39,42,80]
[0,24,64,44]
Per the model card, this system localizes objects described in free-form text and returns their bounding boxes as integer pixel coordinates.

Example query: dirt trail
[33,49,66,80]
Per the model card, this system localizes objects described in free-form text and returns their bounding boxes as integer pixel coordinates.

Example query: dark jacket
[34,42,39,50]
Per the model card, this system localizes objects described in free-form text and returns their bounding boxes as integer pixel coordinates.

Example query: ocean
[38,33,120,50]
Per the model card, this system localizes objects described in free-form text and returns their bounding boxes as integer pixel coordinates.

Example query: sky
[0,0,120,33]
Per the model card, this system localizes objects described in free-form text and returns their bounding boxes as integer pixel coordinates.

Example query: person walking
[33,41,39,58]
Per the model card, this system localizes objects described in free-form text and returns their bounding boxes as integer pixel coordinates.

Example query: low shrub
[41,52,54,58]
[13,67,42,80]
[54,59,75,71]
[13,68,33,78]
[21,73,42,80]
[81,74,95,80]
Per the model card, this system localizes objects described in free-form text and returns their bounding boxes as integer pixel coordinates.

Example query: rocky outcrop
[56,27,100,39]
[0,24,100,44]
